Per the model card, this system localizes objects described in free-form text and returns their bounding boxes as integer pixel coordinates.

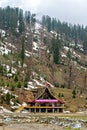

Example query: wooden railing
[24,106,65,109]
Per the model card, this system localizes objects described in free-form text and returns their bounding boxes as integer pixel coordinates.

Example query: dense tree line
[0,6,87,53]
[0,6,36,35]
[0,6,25,34]
[42,15,87,53]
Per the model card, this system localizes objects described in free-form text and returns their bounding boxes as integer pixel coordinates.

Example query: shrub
[24,81,28,88]
[10,84,15,91]
[5,92,11,104]
[61,84,65,88]
[14,75,18,82]
[58,93,61,97]
[17,81,21,88]
[72,89,77,98]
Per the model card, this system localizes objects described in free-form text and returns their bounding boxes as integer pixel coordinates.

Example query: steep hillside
[0,6,87,112]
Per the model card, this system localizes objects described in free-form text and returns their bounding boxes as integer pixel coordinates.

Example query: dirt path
[1,124,87,130]
[0,124,65,130]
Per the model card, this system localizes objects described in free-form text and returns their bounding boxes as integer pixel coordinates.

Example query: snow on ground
[7,42,17,50]
[7,73,13,77]
[77,44,84,52]
[40,45,46,50]
[78,44,83,48]
[4,64,10,72]
[0,41,17,56]
[73,51,81,58]
[1,87,18,99]
[25,76,46,90]
[25,52,30,57]
[35,23,42,34]
[27,81,36,89]
[80,66,87,70]
[0,29,6,37]
[47,49,50,53]
[33,42,39,51]
[22,102,27,107]
[13,94,18,98]
[50,31,55,34]
[11,106,19,109]
[1,87,9,94]
[61,52,67,58]
[28,84,35,89]
[64,46,81,59]
[25,50,32,57]
[69,42,75,47]
[10,100,14,106]
[0,45,11,55]
[73,61,77,65]
[64,46,69,51]
[33,79,45,87]
[35,23,41,30]
[24,81,36,90]
[0,106,13,113]
[79,48,84,51]
[2,64,17,75]
[26,72,54,90]
[11,67,17,74]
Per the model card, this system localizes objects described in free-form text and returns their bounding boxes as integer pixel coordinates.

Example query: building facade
[23,87,65,113]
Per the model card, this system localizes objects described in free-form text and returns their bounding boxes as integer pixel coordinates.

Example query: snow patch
[22,102,27,107]
[32,79,46,87]
[25,53,30,57]
[0,106,13,113]
[0,45,11,55]
[10,100,14,106]
[7,42,17,50]
[33,42,39,51]
[1,87,9,94]
[73,51,81,58]
[35,23,41,30]
[61,52,67,58]
[64,46,69,51]
[0,29,6,37]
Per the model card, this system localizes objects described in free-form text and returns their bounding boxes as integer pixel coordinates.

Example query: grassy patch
[65,128,80,130]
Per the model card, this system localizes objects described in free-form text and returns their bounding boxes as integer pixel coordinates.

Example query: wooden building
[23,87,65,113]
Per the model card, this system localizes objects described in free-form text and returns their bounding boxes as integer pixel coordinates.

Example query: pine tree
[31,13,36,33]
[45,15,51,32]
[83,32,87,54]
[18,9,25,34]
[21,36,25,67]
[52,34,61,64]
[25,11,31,25]
[42,15,46,28]
[51,18,55,31]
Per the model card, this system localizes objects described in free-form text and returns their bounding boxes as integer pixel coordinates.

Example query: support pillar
[28,108,30,112]
[46,108,47,113]
[39,108,41,113]
[53,108,55,113]
[34,108,36,113]
[57,108,59,113]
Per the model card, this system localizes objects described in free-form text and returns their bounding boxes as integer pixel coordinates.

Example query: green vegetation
[52,34,61,64]
[5,92,11,105]
[72,89,77,98]
[21,36,25,67]
[65,128,80,130]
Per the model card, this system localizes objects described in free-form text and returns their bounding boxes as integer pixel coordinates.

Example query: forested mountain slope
[0,6,87,112]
